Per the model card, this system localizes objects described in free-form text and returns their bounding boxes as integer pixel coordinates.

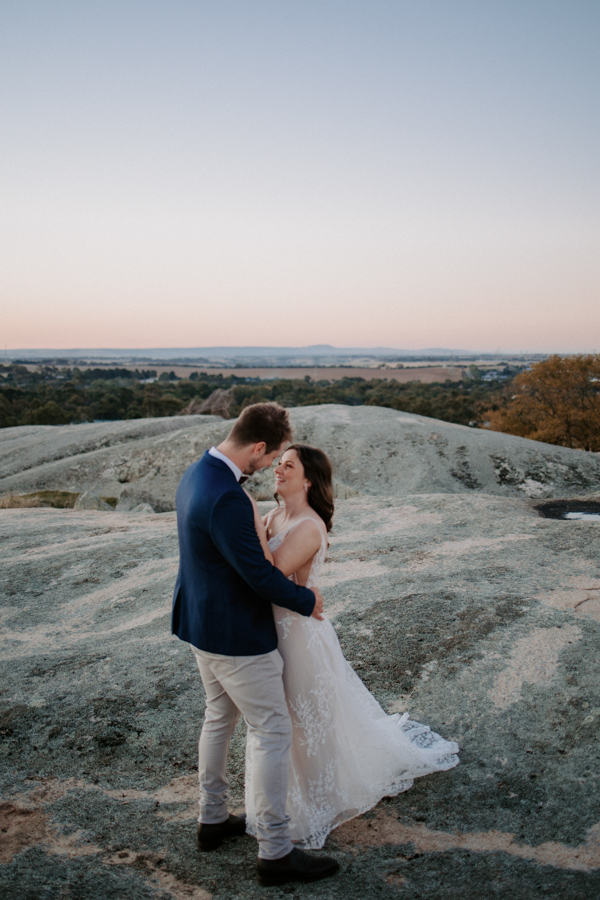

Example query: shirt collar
[208,446,244,483]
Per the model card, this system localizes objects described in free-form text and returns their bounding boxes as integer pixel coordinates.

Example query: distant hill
[9,345,480,362]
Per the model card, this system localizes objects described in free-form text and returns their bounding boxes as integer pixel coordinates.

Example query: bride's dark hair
[282,444,335,532]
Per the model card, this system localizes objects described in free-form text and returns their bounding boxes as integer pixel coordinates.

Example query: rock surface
[1,406,600,511]
[73,491,114,511]
[2,407,600,898]
[0,415,229,513]
[129,502,156,515]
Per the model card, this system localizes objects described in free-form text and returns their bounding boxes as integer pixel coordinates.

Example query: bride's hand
[245,491,274,564]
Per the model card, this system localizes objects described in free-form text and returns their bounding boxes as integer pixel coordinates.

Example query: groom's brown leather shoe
[197,813,246,851]
[257,847,340,886]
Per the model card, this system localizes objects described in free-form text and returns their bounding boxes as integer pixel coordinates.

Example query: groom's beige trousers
[192,646,293,860]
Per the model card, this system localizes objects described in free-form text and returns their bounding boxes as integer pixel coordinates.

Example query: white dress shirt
[208,446,243,482]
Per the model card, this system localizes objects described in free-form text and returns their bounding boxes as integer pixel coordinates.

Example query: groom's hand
[310,588,325,620]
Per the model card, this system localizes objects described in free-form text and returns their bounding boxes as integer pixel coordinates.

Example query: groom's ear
[252,441,267,456]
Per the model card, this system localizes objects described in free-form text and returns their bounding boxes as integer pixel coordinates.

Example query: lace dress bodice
[245,511,459,849]
[267,516,327,642]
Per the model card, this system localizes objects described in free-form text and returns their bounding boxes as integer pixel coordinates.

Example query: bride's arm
[245,492,274,564]
[271,520,322,578]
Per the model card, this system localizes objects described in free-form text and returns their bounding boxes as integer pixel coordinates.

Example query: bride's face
[274,450,309,498]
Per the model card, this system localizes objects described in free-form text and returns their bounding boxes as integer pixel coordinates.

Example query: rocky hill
[1,407,600,899]
[1,405,599,510]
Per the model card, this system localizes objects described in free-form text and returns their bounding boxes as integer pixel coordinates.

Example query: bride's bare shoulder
[301,513,327,535]
[289,515,326,546]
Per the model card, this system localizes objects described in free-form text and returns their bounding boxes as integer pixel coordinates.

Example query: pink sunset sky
[1,1,599,355]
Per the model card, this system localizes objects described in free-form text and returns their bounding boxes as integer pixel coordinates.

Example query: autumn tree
[482,354,600,451]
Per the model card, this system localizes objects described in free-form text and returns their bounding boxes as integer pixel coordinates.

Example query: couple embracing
[172,403,458,887]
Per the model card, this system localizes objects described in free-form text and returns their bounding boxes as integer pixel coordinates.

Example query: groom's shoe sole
[197,813,247,852]
[257,847,340,886]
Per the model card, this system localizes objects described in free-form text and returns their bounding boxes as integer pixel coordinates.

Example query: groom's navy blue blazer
[171,452,316,656]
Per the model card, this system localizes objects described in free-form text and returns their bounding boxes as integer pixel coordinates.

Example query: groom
[172,402,339,886]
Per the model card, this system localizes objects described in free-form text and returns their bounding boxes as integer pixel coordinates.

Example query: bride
[244,444,459,849]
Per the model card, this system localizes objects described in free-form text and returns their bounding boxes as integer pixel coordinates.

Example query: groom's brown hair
[228,402,292,453]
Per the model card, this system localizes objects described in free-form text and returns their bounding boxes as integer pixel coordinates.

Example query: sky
[1,0,599,354]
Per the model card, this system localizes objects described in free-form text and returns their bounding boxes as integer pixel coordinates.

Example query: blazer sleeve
[209,490,316,617]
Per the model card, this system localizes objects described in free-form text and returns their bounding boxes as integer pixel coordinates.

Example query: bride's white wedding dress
[245,517,460,849]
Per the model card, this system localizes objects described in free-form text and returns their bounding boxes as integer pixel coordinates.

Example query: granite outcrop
[1,406,600,899]
[1,405,599,510]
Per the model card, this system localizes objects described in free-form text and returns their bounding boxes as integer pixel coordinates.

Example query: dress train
[245,518,459,848]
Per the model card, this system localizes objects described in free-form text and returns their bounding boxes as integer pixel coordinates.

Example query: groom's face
[245,440,288,475]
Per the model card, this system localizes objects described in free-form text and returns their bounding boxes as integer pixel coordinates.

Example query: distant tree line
[0,363,516,430]
[3,357,598,450]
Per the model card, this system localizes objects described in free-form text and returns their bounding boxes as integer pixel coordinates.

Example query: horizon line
[3,345,555,355]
